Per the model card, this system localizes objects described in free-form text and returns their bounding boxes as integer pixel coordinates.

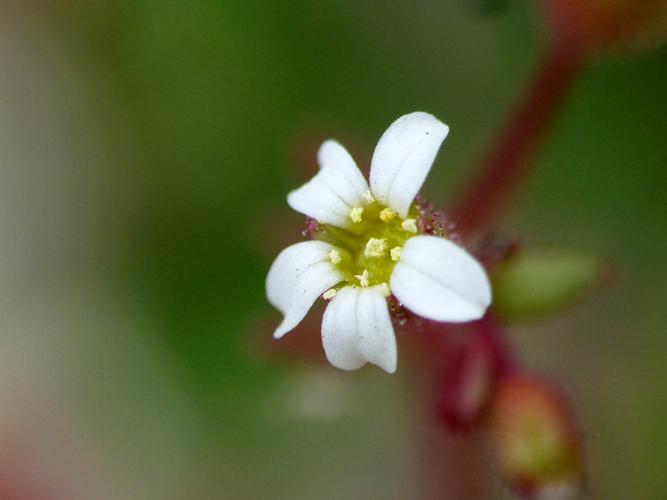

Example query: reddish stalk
[406,315,515,500]
[450,43,587,235]
[416,41,588,495]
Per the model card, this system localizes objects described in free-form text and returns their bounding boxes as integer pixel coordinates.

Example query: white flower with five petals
[266,112,491,373]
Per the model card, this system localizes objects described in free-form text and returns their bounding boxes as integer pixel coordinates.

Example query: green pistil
[314,202,418,289]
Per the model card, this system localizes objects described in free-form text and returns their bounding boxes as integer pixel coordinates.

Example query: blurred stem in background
[426,1,667,494]
[453,0,667,236]
[425,15,593,496]
[451,42,585,235]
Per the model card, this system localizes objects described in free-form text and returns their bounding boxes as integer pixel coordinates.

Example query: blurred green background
[1,1,666,498]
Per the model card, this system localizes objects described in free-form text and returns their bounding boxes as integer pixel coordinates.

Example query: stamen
[362,190,375,204]
[355,269,370,288]
[328,249,342,265]
[390,247,403,262]
[349,206,364,223]
[364,238,387,258]
[322,289,337,300]
[401,218,418,233]
[379,208,396,222]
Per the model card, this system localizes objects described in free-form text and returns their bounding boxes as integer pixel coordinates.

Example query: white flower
[266,112,492,373]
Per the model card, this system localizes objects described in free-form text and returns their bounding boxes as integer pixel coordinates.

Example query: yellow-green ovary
[314,202,418,290]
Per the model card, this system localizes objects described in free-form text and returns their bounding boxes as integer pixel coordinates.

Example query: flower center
[312,199,419,292]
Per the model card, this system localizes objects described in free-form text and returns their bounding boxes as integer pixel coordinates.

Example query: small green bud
[492,249,604,321]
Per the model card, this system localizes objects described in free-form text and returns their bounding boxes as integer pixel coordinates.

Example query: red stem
[414,44,588,500]
[450,44,586,235]
[477,314,516,378]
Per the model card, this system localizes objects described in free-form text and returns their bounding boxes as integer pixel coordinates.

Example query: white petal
[317,140,370,205]
[266,241,344,338]
[321,286,397,373]
[390,235,491,323]
[287,140,370,227]
[356,286,397,373]
[369,112,449,218]
[321,287,366,371]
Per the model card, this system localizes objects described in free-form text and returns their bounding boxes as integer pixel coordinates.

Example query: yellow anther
[377,283,391,297]
[401,218,418,233]
[390,247,403,262]
[328,249,342,265]
[362,190,375,204]
[349,206,364,223]
[322,289,337,300]
[364,238,387,258]
[379,208,396,222]
[355,269,370,288]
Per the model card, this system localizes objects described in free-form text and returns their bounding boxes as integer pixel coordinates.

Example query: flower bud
[491,374,583,499]
[435,336,497,432]
[492,249,604,322]
[542,0,667,53]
